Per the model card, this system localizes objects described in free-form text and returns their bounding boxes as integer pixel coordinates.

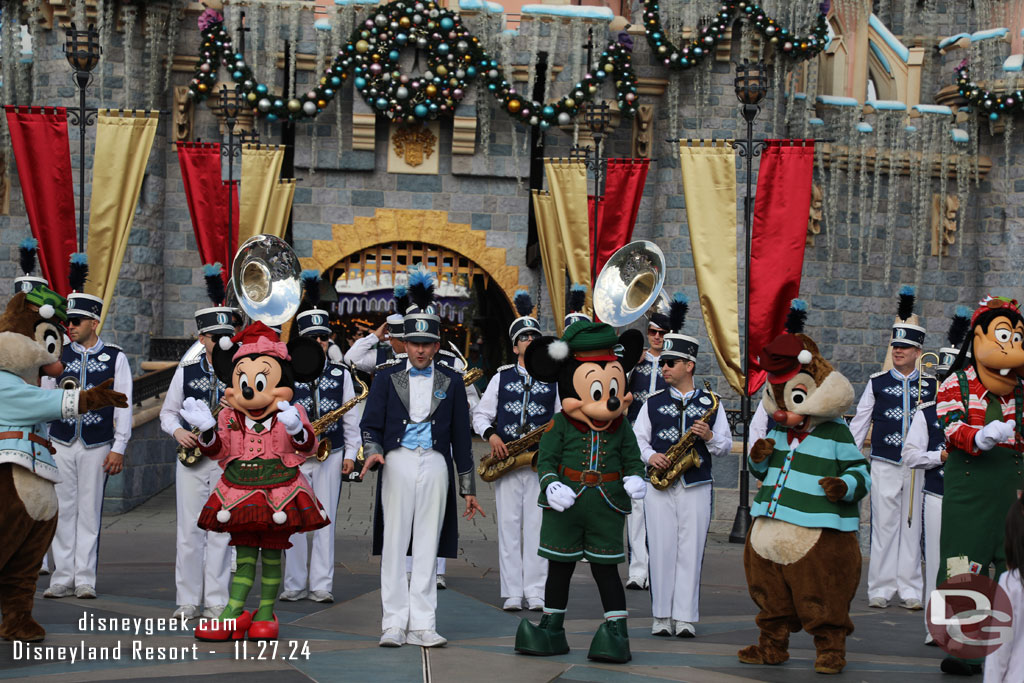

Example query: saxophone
[311,366,370,462]
[477,422,550,482]
[177,403,224,467]
[648,381,718,491]
[462,367,484,387]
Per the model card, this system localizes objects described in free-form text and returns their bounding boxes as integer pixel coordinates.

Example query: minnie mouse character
[514,321,647,663]
[179,321,328,641]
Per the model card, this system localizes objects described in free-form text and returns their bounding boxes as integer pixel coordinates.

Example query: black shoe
[940,656,979,676]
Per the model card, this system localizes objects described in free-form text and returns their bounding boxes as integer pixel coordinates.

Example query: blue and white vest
[49,340,122,447]
[627,352,667,422]
[375,344,393,367]
[494,364,558,442]
[294,362,349,449]
[645,387,716,487]
[868,369,936,463]
[181,354,225,413]
[918,401,945,497]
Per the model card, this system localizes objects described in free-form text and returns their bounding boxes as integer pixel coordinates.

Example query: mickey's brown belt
[558,465,620,487]
[0,431,56,455]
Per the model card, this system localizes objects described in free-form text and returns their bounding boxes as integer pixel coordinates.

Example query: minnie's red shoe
[195,610,252,642]
[248,614,279,641]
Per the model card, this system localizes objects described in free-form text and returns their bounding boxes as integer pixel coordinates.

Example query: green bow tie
[252,422,266,434]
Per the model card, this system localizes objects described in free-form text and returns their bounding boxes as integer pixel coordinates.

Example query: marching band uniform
[633,302,731,637]
[849,301,934,609]
[361,276,477,648]
[281,309,361,603]
[45,293,133,599]
[472,301,559,611]
[158,306,237,619]
[345,314,405,374]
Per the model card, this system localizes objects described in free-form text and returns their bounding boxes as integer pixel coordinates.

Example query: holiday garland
[189,0,827,127]
[955,63,1022,121]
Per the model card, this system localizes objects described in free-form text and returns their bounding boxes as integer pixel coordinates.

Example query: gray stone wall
[102,410,177,515]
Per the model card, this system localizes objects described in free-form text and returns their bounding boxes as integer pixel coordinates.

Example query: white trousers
[645,482,712,622]
[176,458,231,607]
[494,465,547,600]
[406,557,445,574]
[627,497,648,580]
[50,441,107,588]
[380,447,448,632]
[923,493,942,622]
[284,450,345,593]
[868,458,924,601]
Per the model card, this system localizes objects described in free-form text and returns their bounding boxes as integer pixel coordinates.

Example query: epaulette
[375,357,404,371]
[648,388,666,399]
[105,343,123,352]
[181,356,201,367]
[916,400,936,410]
[496,363,515,373]
[870,369,889,379]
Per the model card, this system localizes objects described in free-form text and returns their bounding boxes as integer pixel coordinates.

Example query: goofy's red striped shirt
[936,365,1024,456]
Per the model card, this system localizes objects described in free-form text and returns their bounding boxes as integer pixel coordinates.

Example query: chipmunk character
[0,288,127,642]
[514,321,646,664]
[738,300,870,675]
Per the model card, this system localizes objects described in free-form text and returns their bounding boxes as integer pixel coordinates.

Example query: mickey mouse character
[514,321,646,664]
[179,322,328,641]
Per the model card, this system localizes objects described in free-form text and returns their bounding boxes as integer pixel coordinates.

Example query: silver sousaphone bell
[231,235,302,327]
[592,240,667,327]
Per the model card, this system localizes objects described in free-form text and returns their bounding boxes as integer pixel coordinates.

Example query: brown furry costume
[738,330,869,675]
[0,293,125,642]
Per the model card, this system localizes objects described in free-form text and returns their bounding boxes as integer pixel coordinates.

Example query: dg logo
[415,319,430,333]
[894,328,908,339]
[664,339,674,351]
[312,314,324,325]
[19,281,32,293]
[217,312,230,325]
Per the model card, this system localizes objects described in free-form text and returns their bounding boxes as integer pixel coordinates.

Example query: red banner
[748,141,815,395]
[176,142,238,276]
[5,106,78,296]
[589,158,650,280]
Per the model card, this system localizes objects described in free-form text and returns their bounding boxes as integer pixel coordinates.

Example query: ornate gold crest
[392,125,437,167]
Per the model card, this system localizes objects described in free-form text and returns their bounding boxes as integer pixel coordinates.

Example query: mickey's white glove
[546,481,577,512]
[276,401,304,436]
[623,475,648,500]
[180,397,216,432]
[974,419,1016,451]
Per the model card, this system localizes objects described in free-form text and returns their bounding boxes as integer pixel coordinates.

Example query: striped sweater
[936,365,1024,456]
[748,418,870,532]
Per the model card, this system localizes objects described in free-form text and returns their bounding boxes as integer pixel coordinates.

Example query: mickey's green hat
[24,284,67,322]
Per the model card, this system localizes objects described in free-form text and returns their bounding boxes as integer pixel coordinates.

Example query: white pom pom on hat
[216,509,231,523]
[272,510,287,524]
[39,304,55,319]
[797,350,813,365]
[549,340,570,361]
[219,336,233,351]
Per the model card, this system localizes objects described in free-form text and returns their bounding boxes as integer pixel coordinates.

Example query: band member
[180,322,329,641]
[633,294,730,638]
[935,296,1024,676]
[359,266,484,648]
[345,284,408,374]
[44,255,133,600]
[903,307,969,646]
[472,290,560,612]
[158,265,238,620]
[281,306,362,603]
[849,286,934,610]
[514,321,646,663]
[563,283,591,329]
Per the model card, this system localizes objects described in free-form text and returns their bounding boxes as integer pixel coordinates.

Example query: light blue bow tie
[409,366,433,378]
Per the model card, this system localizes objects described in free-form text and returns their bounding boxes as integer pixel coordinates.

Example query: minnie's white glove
[180,397,216,432]
[276,401,304,436]
[623,475,648,500]
[974,419,1016,451]
[546,481,577,512]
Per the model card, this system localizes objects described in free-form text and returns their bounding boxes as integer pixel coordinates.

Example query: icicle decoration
[937,120,952,271]
[28,0,45,98]
[955,137,970,260]
[826,106,858,278]
[568,19,584,92]
[547,20,563,84]
[525,18,543,106]
[914,120,938,290]
[336,94,345,166]
[667,70,681,156]
[882,124,907,283]
[1004,116,1014,195]
[771,57,784,135]
[287,4,301,100]
[144,3,169,111]
[694,61,711,130]
[265,1,282,93]
[122,4,139,108]
[478,87,492,157]
[864,113,891,279]
[854,129,870,276]
[98,0,114,102]
[510,122,524,190]
[164,3,183,99]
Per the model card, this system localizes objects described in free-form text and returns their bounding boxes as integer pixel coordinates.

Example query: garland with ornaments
[189,0,826,127]
[954,63,1022,121]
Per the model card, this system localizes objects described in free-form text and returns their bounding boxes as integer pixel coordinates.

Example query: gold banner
[678,141,744,395]
[532,190,567,335]
[544,160,591,331]
[85,110,159,332]
[262,179,296,239]
[238,144,284,246]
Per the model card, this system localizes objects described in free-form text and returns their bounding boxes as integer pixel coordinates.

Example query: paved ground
[2,442,953,682]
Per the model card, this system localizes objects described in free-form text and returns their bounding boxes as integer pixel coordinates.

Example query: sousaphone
[593,240,667,327]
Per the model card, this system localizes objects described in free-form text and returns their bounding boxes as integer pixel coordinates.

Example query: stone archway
[299,208,520,306]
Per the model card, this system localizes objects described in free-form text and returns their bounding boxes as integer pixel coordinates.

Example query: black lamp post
[570,101,613,280]
[219,85,244,254]
[63,23,101,253]
[728,59,769,544]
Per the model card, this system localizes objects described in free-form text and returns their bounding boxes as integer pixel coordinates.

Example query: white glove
[546,481,577,512]
[974,419,1016,451]
[276,401,304,436]
[623,475,648,500]
[180,397,216,432]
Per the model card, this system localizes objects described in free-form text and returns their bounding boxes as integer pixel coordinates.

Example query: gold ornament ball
[426,84,438,96]
[603,63,614,73]
[436,65,448,77]
[355,40,370,53]
[287,98,302,113]
[247,93,257,102]
[507,98,522,113]
[588,85,597,94]
[564,97,575,108]
[399,16,411,28]
[318,99,327,108]
[198,83,208,92]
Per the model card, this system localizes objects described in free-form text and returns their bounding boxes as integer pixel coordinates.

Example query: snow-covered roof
[520,4,613,21]
[869,14,910,63]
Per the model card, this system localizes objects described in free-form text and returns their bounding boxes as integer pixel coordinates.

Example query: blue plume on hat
[408,264,435,311]
[514,289,534,317]
[785,299,808,335]
[69,253,88,292]
[668,292,688,334]
[301,269,321,307]
[19,237,38,276]
[948,305,971,348]
[897,285,916,322]
[567,283,586,314]
[203,263,226,305]
[393,284,410,314]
